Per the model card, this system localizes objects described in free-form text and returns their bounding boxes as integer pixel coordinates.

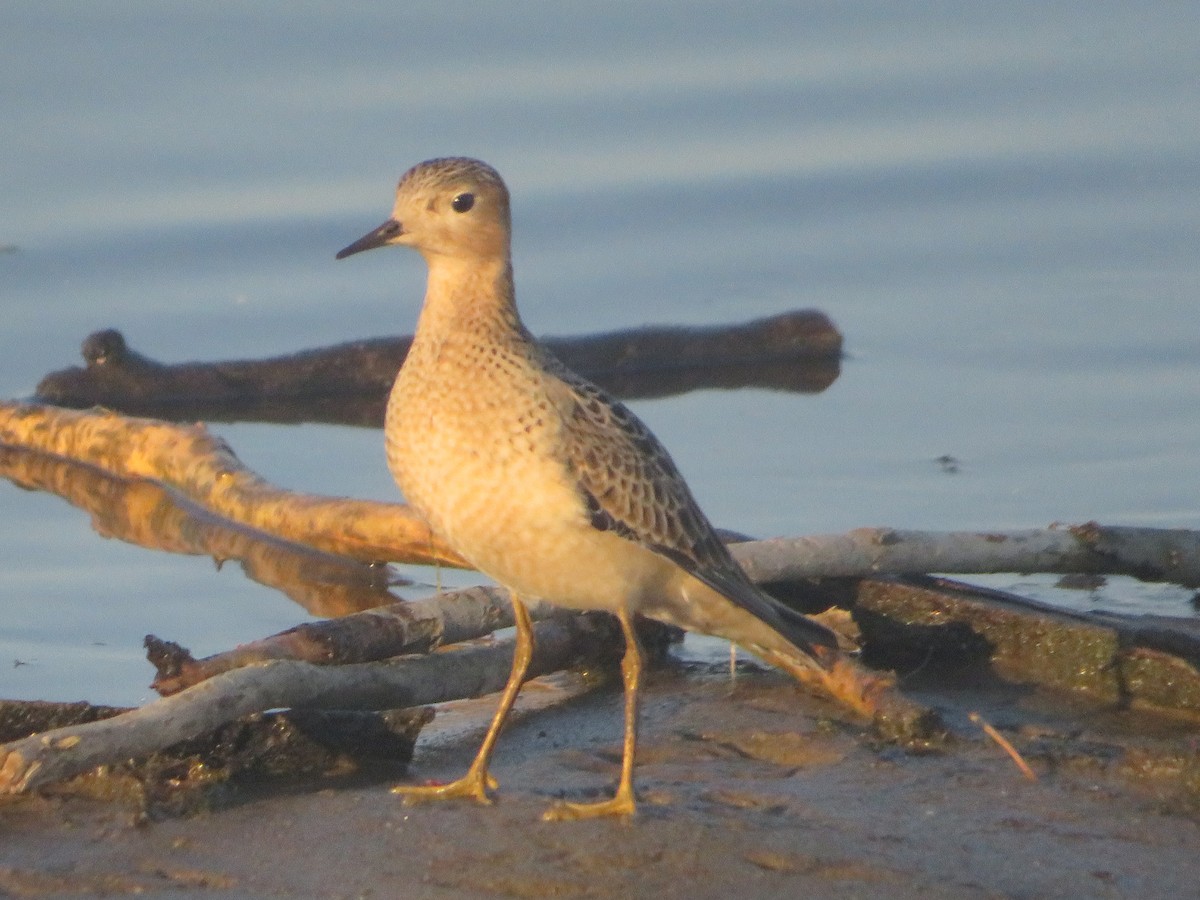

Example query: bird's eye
[451,192,475,213]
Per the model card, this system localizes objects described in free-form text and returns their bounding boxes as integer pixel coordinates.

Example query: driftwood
[848,575,1200,716]
[0,438,749,615]
[736,525,1200,589]
[141,563,1200,717]
[33,310,842,426]
[5,400,1200,793]
[0,700,128,743]
[6,569,1199,794]
[0,699,431,812]
[139,581,928,734]
[0,400,465,568]
[145,586,545,695]
[144,570,1200,720]
[0,613,622,794]
[5,399,1200,717]
[7,400,1200,595]
[0,599,936,795]
[7,405,1199,712]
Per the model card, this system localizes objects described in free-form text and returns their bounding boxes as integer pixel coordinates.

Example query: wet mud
[3,660,1197,898]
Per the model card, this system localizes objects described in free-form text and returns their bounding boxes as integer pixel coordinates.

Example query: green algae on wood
[852,575,1200,716]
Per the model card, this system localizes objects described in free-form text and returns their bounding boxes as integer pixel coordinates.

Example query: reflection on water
[0,445,402,619]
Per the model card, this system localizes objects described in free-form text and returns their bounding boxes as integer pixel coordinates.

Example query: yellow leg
[543,609,642,821]
[392,593,534,805]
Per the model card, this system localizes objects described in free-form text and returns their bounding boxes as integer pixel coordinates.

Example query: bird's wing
[541,357,835,653]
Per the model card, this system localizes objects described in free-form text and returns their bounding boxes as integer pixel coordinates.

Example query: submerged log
[34,310,842,425]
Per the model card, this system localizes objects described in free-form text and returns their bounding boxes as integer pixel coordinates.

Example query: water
[2,2,1198,705]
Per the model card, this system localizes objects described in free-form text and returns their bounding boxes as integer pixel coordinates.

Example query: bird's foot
[391,768,499,806]
[541,787,636,822]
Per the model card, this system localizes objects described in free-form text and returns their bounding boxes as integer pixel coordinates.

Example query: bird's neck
[416,253,524,340]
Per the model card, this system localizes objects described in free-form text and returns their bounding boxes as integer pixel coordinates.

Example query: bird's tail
[746,614,940,734]
[707,587,897,723]
[667,578,938,736]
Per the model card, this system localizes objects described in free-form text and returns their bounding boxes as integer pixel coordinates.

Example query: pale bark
[147,587,553,695]
[732,524,1200,589]
[0,400,465,567]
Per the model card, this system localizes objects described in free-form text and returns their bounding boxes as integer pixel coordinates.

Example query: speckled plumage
[337,157,836,819]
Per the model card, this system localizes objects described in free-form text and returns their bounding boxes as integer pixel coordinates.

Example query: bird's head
[337,157,512,263]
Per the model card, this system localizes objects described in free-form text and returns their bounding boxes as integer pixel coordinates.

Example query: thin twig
[969,711,1037,781]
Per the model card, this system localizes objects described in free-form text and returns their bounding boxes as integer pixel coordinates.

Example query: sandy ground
[3,660,1199,899]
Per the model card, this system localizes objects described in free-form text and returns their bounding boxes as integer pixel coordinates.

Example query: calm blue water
[3,2,1198,705]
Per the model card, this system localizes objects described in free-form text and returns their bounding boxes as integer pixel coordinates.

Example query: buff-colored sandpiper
[337,157,837,820]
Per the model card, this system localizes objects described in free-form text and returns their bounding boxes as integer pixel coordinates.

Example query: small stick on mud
[969,711,1037,781]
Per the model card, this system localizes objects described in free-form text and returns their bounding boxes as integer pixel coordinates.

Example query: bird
[336,157,838,820]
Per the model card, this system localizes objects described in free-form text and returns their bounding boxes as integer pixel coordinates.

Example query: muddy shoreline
[3,658,1198,899]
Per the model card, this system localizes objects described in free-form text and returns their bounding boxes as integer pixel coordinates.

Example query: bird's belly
[386,383,670,613]
[480,517,672,614]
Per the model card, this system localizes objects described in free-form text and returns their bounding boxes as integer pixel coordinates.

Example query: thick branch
[732,525,1200,589]
[849,575,1200,716]
[0,401,465,567]
[146,586,547,695]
